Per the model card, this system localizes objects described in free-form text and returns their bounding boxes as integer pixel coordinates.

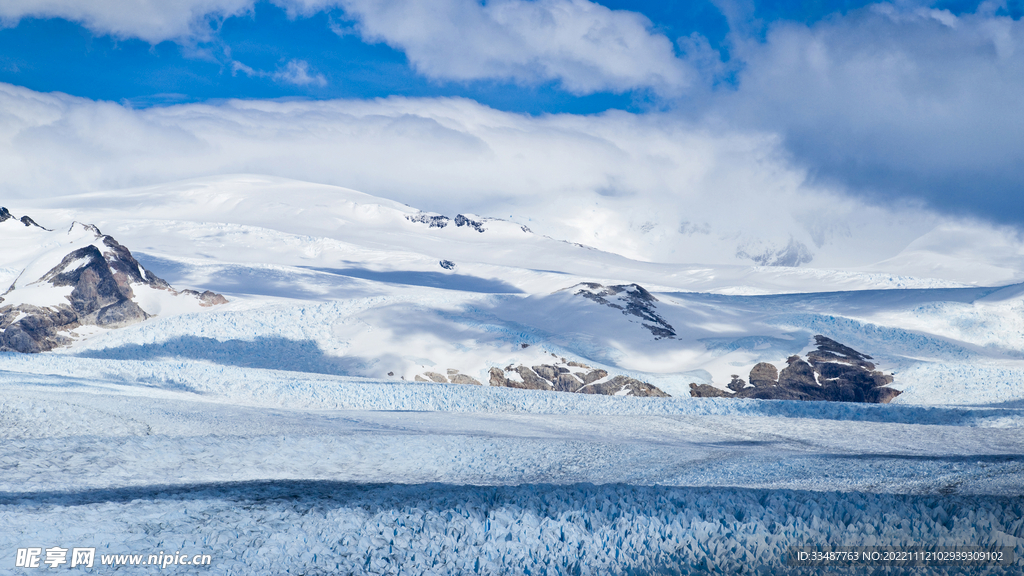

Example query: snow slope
[8,174,1022,402]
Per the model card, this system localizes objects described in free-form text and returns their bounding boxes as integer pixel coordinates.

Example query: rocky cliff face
[0,221,227,353]
[690,335,901,403]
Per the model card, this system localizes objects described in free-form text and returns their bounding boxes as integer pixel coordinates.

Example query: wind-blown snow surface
[3,175,1024,574]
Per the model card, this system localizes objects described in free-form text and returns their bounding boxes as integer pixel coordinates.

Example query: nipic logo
[16,547,94,568]
[15,547,210,568]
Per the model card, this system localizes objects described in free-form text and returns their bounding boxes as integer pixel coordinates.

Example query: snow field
[1,383,1022,497]
[1,353,1021,426]
[3,428,1022,496]
[28,282,1024,405]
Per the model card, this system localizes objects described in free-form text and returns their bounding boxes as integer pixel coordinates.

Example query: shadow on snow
[74,335,362,376]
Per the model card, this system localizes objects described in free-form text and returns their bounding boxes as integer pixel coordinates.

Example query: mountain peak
[0,222,224,353]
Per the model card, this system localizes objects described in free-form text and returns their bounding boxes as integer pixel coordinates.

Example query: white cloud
[0,82,938,268]
[327,0,692,95]
[0,0,692,96]
[272,59,327,87]
[232,58,328,87]
[231,60,257,76]
[0,0,255,43]
[715,3,1024,222]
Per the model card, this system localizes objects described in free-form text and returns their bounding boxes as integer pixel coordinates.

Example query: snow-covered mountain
[7,174,1024,403]
[0,214,225,352]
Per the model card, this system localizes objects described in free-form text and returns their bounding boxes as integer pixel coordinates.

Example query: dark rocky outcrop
[748,362,779,388]
[0,207,50,230]
[688,383,733,398]
[39,244,150,326]
[406,213,450,228]
[411,368,480,386]
[407,210,520,235]
[20,216,47,229]
[454,214,485,233]
[573,283,676,339]
[511,366,552,390]
[0,223,227,353]
[488,367,509,387]
[690,335,901,404]
[579,375,669,397]
[0,305,78,353]
[481,360,668,397]
[439,260,456,270]
[726,375,747,392]
[180,289,229,307]
[778,356,817,389]
[450,373,481,385]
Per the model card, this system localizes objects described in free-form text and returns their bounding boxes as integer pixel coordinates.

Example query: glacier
[1,175,1023,574]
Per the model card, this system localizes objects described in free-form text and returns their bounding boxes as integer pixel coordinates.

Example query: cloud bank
[0,0,255,43]
[0,82,939,269]
[719,3,1024,224]
[326,0,691,95]
[4,1,1022,228]
[1,1,1022,272]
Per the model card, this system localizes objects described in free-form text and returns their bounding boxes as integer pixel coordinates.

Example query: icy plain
[1,175,1023,574]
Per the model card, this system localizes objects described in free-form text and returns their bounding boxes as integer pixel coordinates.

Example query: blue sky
[0,0,1001,112]
[0,1,663,113]
[0,2,622,113]
[0,0,1022,242]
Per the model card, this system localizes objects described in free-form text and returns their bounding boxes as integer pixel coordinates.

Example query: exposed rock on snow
[0,207,49,230]
[748,362,779,388]
[778,355,818,389]
[439,259,456,270]
[179,289,229,306]
[0,223,227,353]
[449,373,482,386]
[486,361,669,397]
[405,213,450,228]
[0,305,78,353]
[455,214,485,233]
[407,336,671,396]
[690,335,901,403]
[578,375,669,397]
[416,371,449,383]
[726,375,747,392]
[572,282,676,339]
[688,383,732,398]
[19,216,47,229]
[406,211,491,233]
